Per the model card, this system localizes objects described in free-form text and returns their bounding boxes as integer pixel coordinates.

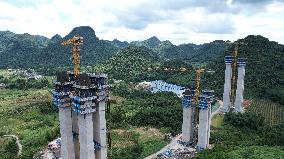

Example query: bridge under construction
[51,36,246,159]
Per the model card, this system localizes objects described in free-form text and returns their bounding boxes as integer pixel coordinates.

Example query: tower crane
[230,42,246,111]
[230,44,238,111]
[61,35,84,79]
[195,68,205,104]
[192,68,205,145]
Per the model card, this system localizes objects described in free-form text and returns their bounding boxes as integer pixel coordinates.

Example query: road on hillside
[3,135,22,157]
[144,134,182,159]
[144,100,223,159]
[210,100,223,121]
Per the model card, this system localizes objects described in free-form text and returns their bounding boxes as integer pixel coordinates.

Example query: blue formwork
[237,58,246,66]
[198,98,208,109]
[202,90,214,97]
[52,91,65,107]
[198,90,215,109]
[151,80,185,97]
[182,96,190,108]
[225,55,233,64]
[70,95,97,114]
[71,96,84,113]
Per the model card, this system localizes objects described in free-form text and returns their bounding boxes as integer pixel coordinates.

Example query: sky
[0,0,284,45]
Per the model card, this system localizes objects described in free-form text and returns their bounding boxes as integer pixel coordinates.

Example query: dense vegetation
[0,26,118,73]
[129,36,229,63]
[105,82,183,158]
[0,26,229,75]
[197,112,284,159]
[0,75,50,90]
[0,89,59,158]
[110,82,182,135]
[96,46,160,82]
[0,70,59,159]
[248,99,284,126]
[96,45,198,86]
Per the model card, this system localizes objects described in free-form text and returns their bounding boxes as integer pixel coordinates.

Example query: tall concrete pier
[71,111,80,159]
[53,72,109,159]
[221,56,233,112]
[181,89,214,150]
[206,101,211,145]
[78,114,95,159]
[234,58,246,112]
[181,89,195,143]
[59,107,76,159]
[197,92,213,150]
[52,73,76,159]
[182,107,194,142]
[197,108,209,149]
[94,94,107,159]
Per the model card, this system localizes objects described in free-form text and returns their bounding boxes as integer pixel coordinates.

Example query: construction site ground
[144,100,223,159]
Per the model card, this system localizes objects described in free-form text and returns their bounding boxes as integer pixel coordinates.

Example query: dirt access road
[144,100,223,159]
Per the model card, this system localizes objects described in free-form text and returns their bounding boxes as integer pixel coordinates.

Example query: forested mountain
[96,46,160,81]
[130,36,164,48]
[0,26,118,71]
[204,35,284,104]
[0,26,230,73]
[109,39,129,48]
[187,40,230,62]
[39,26,118,70]
[0,31,49,68]
[102,35,283,104]
[129,36,229,62]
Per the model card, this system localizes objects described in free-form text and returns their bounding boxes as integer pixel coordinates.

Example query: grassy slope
[211,114,224,128]
[0,88,59,159]
[110,127,168,159]
[108,94,169,158]
[0,70,59,158]
[228,146,284,159]
[204,100,284,159]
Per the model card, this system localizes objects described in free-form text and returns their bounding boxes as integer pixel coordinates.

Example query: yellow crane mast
[195,68,205,104]
[61,35,84,79]
[192,68,205,145]
[230,44,238,109]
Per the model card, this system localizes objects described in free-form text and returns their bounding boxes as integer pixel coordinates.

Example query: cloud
[233,0,273,4]
[191,16,235,34]
[0,0,283,45]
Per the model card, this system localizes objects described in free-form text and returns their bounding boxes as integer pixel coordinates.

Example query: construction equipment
[230,44,238,111]
[230,42,246,111]
[192,68,205,145]
[61,35,84,79]
[195,68,205,104]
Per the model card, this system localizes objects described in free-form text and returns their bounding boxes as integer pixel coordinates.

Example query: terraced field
[248,99,284,126]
